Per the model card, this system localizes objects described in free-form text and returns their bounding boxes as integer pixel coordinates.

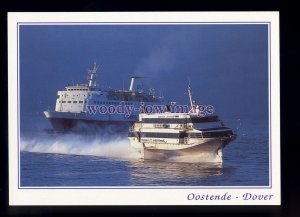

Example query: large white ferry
[44,62,165,132]
[128,85,236,162]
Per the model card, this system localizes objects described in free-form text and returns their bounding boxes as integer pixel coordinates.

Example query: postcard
[8,12,280,205]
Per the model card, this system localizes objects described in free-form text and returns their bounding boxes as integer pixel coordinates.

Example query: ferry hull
[44,111,133,132]
[130,137,235,162]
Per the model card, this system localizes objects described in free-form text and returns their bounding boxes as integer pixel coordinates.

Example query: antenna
[87,61,99,87]
[188,79,194,108]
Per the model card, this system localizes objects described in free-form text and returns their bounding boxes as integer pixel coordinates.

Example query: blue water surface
[20,119,269,187]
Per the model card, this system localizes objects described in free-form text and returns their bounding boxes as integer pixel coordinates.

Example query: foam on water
[20,133,141,160]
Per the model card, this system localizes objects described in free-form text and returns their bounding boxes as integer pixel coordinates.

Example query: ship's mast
[87,62,99,87]
[188,81,195,108]
[188,81,202,114]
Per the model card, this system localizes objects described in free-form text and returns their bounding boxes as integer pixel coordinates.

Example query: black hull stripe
[128,131,234,139]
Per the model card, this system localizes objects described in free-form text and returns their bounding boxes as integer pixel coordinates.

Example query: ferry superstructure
[128,85,236,162]
[44,62,165,132]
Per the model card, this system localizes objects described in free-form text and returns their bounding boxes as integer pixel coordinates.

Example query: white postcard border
[8,12,280,205]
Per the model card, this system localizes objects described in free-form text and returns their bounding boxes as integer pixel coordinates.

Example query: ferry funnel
[129,76,142,91]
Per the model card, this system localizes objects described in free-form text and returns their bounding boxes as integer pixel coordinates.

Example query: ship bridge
[65,85,89,91]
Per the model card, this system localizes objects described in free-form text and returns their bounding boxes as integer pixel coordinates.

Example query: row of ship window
[142,118,187,124]
[67,89,88,91]
[59,101,84,104]
[93,101,136,105]
[58,94,86,98]
[58,100,139,105]
[190,131,232,138]
[129,131,232,138]
[141,116,220,124]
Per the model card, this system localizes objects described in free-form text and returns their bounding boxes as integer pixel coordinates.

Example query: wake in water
[20,133,140,160]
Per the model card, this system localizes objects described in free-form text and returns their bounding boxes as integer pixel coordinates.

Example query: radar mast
[87,61,99,88]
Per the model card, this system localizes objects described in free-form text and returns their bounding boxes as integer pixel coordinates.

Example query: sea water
[20,119,269,186]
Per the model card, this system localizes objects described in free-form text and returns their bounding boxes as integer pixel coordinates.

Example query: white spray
[20,133,140,160]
